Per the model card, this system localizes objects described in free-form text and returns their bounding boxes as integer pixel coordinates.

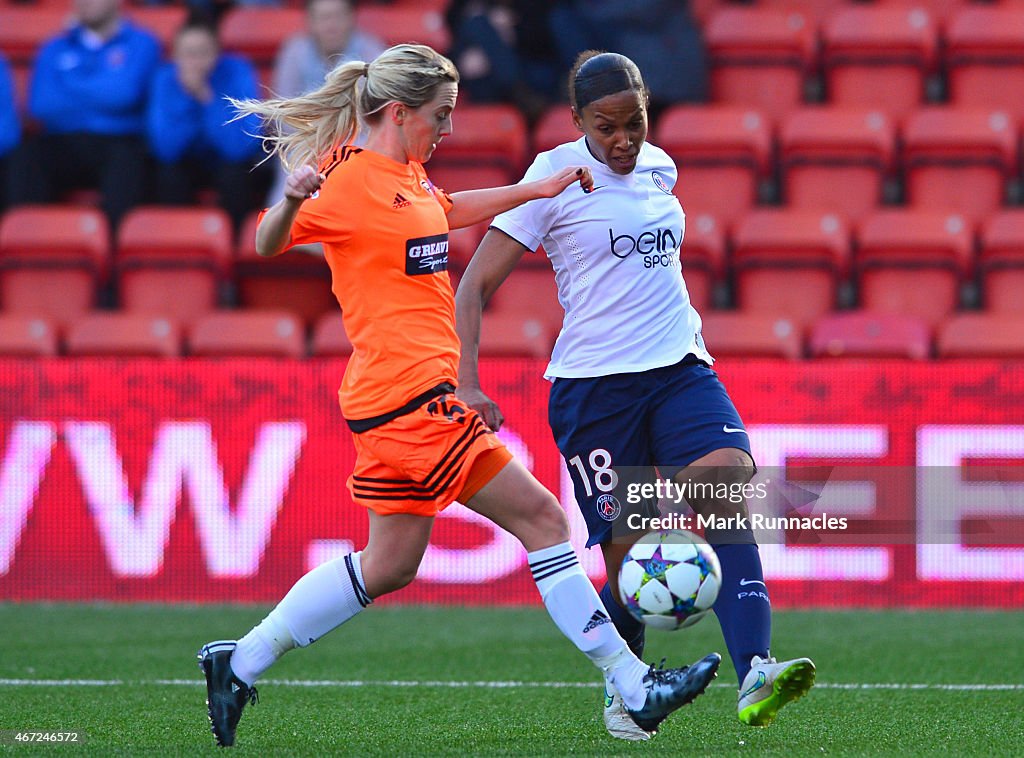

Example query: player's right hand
[284,165,325,201]
[456,385,504,432]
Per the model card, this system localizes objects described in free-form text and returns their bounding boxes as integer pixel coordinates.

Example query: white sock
[230,552,371,686]
[528,542,649,710]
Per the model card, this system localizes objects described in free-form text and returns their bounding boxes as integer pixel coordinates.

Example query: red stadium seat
[699,312,803,359]
[124,6,188,54]
[655,106,772,227]
[876,0,965,24]
[427,165,513,194]
[937,313,1024,358]
[705,8,816,121]
[856,210,974,325]
[234,212,335,328]
[116,207,232,325]
[532,106,582,155]
[779,108,896,222]
[189,310,305,358]
[979,210,1024,313]
[219,7,306,67]
[0,315,58,357]
[822,6,938,120]
[0,205,109,326]
[65,313,180,357]
[755,0,849,25]
[446,221,489,271]
[680,213,726,313]
[732,210,850,325]
[310,311,352,357]
[809,311,932,359]
[354,5,450,53]
[946,6,1024,117]
[478,311,554,358]
[432,105,527,180]
[487,267,563,337]
[0,7,68,66]
[902,108,1017,223]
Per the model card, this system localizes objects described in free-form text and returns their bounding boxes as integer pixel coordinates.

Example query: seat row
[482,309,1024,361]
[531,103,1024,226]
[701,3,1024,121]
[4,203,1024,331]
[0,309,341,359]
[459,206,1024,327]
[1,308,1020,361]
[0,3,450,69]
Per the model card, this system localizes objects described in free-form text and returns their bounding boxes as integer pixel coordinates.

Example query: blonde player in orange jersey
[196,44,720,748]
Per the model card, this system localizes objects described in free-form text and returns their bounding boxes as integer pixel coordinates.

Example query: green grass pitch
[1,604,1021,755]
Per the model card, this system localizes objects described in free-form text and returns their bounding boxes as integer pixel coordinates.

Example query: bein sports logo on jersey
[608,226,680,268]
[405,233,449,275]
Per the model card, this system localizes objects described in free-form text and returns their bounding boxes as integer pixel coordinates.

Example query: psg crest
[596,494,622,521]
[651,171,673,195]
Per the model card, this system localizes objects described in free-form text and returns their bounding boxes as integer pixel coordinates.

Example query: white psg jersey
[491,137,713,380]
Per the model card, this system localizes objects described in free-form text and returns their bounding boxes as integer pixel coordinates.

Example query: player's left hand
[536,166,594,197]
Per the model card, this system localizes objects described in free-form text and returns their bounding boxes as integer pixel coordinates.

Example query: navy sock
[710,542,772,685]
[599,582,645,659]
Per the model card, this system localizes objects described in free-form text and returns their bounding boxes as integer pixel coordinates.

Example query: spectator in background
[0,54,20,216]
[147,16,267,231]
[6,0,160,229]
[266,0,385,202]
[548,0,707,115]
[446,0,560,122]
[272,0,386,99]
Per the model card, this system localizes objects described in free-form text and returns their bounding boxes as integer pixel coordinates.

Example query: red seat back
[189,310,305,358]
[822,6,938,119]
[809,311,932,359]
[700,312,803,359]
[706,8,816,120]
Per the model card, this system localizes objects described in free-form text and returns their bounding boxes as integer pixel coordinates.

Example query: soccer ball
[618,530,721,631]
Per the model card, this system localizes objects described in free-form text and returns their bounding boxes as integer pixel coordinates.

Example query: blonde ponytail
[231,44,458,172]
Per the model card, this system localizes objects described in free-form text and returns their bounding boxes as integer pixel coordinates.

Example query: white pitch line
[0,679,1021,691]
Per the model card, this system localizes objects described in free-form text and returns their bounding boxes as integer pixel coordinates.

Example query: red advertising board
[1,358,1023,607]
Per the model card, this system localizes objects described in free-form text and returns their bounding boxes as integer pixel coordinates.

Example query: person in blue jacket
[8,0,160,228]
[0,53,20,215]
[147,16,267,230]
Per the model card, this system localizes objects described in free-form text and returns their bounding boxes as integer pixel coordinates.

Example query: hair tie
[363,64,370,78]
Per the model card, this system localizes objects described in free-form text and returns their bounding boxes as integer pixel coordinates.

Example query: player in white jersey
[455,51,815,741]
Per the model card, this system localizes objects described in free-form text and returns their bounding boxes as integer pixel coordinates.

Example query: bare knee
[518,493,570,552]
[677,447,756,516]
[360,553,419,598]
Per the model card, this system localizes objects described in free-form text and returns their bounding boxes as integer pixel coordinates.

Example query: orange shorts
[347,392,513,517]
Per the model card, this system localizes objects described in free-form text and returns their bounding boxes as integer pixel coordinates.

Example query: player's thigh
[463,456,568,552]
[649,362,754,475]
[676,446,755,518]
[549,374,656,549]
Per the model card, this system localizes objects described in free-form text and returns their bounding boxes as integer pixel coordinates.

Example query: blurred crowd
[0,0,707,231]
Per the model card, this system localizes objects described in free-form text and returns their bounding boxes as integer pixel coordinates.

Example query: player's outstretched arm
[445,166,593,230]
[255,165,325,257]
[454,228,531,431]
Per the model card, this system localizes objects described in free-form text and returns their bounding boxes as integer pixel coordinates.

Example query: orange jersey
[286,147,457,422]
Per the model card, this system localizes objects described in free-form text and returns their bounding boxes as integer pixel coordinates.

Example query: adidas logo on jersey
[392,193,411,209]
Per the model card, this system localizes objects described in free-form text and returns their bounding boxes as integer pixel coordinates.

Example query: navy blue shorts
[548,357,753,547]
